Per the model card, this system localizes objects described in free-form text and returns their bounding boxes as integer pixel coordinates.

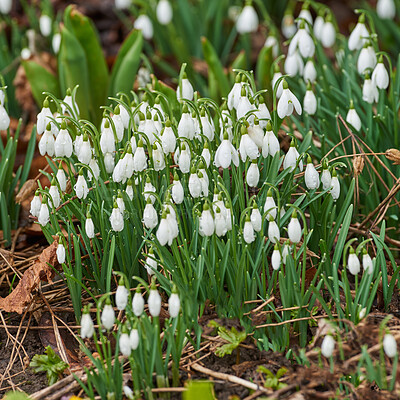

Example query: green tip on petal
[104,119,110,128]
[66,88,72,96]
[235,74,241,83]
[146,110,152,119]
[46,122,52,131]
[166,119,172,127]
[282,79,288,90]
[114,105,120,115]
[291,209,297,219]
[60,120,67,130]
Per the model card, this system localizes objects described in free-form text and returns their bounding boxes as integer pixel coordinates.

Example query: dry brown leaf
[353,155,364,176]
[0,241,59,314]
[16,178,37,204]
[385,149,400,165]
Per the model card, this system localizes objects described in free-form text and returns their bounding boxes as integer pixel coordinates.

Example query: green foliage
[183,381,216,400]
[30,346,69,386]
[208,320,247,357]
[257,366,288,390]
[3,392,31,400]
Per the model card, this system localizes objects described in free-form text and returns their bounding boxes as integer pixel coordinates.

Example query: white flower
[298,7,313,27]
[236,5,259,34]
[100,121,115,154]
[243,217,255,244]
[101,303,115,330]
[0,0,12,14]
[288,24,315,58]
[264,191,277,220]
[178,109,195,139]
[157,213,172,246]
[130,329,139,350]
[246,161,259,187]
[303,60,317,83]
[0,102,10,131]
[52,32,61,54]
[377,0,396,19]
[56,242,65,264]
[236,89,255,122]
[321,20,336,48]
[383,333,397,358]
[74,173,89,199]
[282,14,296,39]
[262,122,280,158]
[330,170,340,200]
[168,290,180,318]
[143,200,158,229]
[132,290,145,316]
[177,143,191,173]
[54,124,73,158]
[189,170,202,198]
[321,166,332,191]
[133,141,147,172]
[115,282,129,310]
[254,100,271,129]
[199,112,215,141]
[272,71,283,98]
[61,91,79,118]
[288,212,302,243]
[250,206,262,232]
[314,15,324,40]
[37,99,53,134]
[110,205,124,232]
[215,207,228,237]
[85,217,95,238]
[38,202,50,226]
[264,35,279,58]
[124,386,135,400]
[148,288,162,317]
[348,248,360,275]
[145,249,157,275]
[362,77,379,104]
[305,158,319,190]
[134,15,153,40]
[49,183,61,208]
[346,102,361,131]
[56,168,67,192]
[215,137,239,169]
[30,193,41,217]
[78,137,92,165]
[247,121,264,147]
[277,80,302,119]
[157,0,173,24]
[372,59,389,89]
[116,195,125,214]
[39,14,52,37]
[88,158,100,181]
[239,126,259,162]
[321,335,335,358]
[362,251,374,274]
[357,45,376,75]
[80,312,94,339]
[104,152,115,174]
[199,205,215,237]
[284,51,304,77]
[283,142,303,172]
[348,16,369,51]
[228,77,242,110]
[359,307,367,320]
[115,0,131,9]
[271,244,281,270]
[39,128,55,157]
[303,88,317,115]
[143,179,156,204]
[172,176,184,204]
[161,122,176,154]
[201,146,211,168]
[268,218,280,244]
[177,74,194,101]
[282,241,290,265]
[120,332,131,356]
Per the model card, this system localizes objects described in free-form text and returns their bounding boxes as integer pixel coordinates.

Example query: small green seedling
[257,366,288,390]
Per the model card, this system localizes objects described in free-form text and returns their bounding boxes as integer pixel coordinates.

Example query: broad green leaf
[183,381,216,400]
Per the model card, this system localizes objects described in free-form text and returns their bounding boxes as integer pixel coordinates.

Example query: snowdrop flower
[171,173,184,204]
[78,134,92,165]
[305,156,319,190]
[243,215,255,244]
[30,192,41,217]
[88,158,100,181]
[282,240,290,265]
[134,15,153,40]
[178,105,195,139]
[321,15,336,48]
[111,106,124,142]
[201,142,211,168]
[148,279,162,317]
[37,98,53,135]
[288,211,302,243]
[227,75,242,110]
[177,72,194,101]
[372,56,389,89]
[268,217,280,244]
[39,123,55,157]
[357,44,376,75]
[247,118,264,148]
[271,244,281,270]
[51,31,61,53]
[132,287,145,316]
[250,203,262,232]
[303,59,317,84]
[264,189,277,220]
[362,74,379,104]
[38,198,50,226]
[80,310,94,339]
[130,329,139,351]
[321,335,335,358]
[145,247,158,275]
[377,0,396,19]
[115,0,131,9]
[199,203,214,237]
[272,67,283,98]
[262,121,280,158]
[123,385,134,400]
[303,83,317,115]
[143,177,156,204]
[126,179,134,200]
[54,121,73,158]
[119,326,132,356]
[0,90,9,130]
[330,170,340,200]
[348,247,360,275]
[0,0,12,14]
[359,307,367,320]
[236,3,259,34]
[199,109,215,141]
[383,333,397,358]
[362,249,374,274]
[56,238,65,264]
[161,120,176,153]
[101,299,115,330]
[166,205,179,242]
[239,125,259,162]
[49,180,61,208]
[284,50,304,77]
[168,286,180,318]
[85,214,95,238]
[61,88,79,118]
[236,87,255,121]
[346,101,361,131]
[157,212,170,246]
[214,207,228,237]
[297,5,313,28]
[321,161,331,191]
[74,171,89,200]
[246,160,259,187]
[133,139,147,172]
[277,80,302,119]
[314,13,324,40]
[264,35,279,58]
[348,14,369,51]
[215,133,239,169]
[198,171,209,197]
[143,198,158,229]
[116,191,125,214]
[281,13,296,39]
[177,143,191,173]
[189,168,202,198]
[56,165,67,192]
[254,97,271,129]
[156,0,173,25]
[110,202,124,232]
[20,47,31,60]
[116,278,129,310]
[283,141,303,172]
[104,153,115,174]
[39,14,52,37]
[152,142,165,171]
[288,21,315,58]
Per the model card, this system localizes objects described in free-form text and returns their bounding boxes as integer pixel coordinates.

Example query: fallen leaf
[16,179,37,204]
[0,242,59,314]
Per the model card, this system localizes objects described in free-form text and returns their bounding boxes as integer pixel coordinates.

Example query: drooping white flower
[239,125,259,162]
[101,301,115,330]
[30,192,41,217]
[303,85,317,115]
[61,89,80,118]
[271,244,281,270]
[250,204,262,232]
[348,15,369,51]
[199,203,215,237]
[161,120,176,154]
[80,312,94,339]
[330,170,340,200]
[215,134,239,169]
[362,250,374,274]
[37,98,53,135]
[0,0,12,14]
[38,200,50,226]
[288,211,302,243]
[357,44,376,75]
[168,286,180,318]
[254,97,271,129]
[314,15,324,40]
[262,121,280,158]
[304,156,320,190]
[134,15,153,40]
[39,14,52,37]
[247,119,264,148]
[284,50,304,77]
[85,215,95,238]
[243,216,255,244]
[348,247,360,275]
[377,0,396,19]
[215,206,228,237]
[321,17,336,48]
[199,109,215,141]
[110,203,124,232]
[282,240,290,265]
[54,121,73,158]
[189,168,202,198]
[246,160,259,188]
[124,386,135,400]
[177,143,191,173]
[321,335,335,358]
[346,101,361,131]
[178,105,195,139]
[56,240,65,264]
[115,0,131,9]
[288,21,315,58]
[156,0,173,25]
[151,142,165,171]
[39,124,55,156]
[177,73,194,101]
[383,333,397,358]
[201,143,211,168]
[236,87,255,122]
[129,329,139,350]
[143,178,156,204]
[49,181,61,208]
[268,217,280,244]
[236,4,259,34]
[297,6,313,28]
[133,140,147,172]
[228,75,243,110]
[143,199,158,229]
[172,174,184,204]
[100,120,115,154]
[321,162,332,191]
[272,69,283,98]
[132,288,145,316]
[264,190,277,220]
[115,279,129,310]
[264,35,279,58]
[145,247,158,275]
[362,75,379,104]
[303,59,317,83]
[148,283,162,317]
[281,13,296,39]
[157,212,171,246]
[283,141,303,172]
[119,330,132,356]
[372,57,389,89]
[78,134,92,165]
[56,166,67,192]
[277,80,302,119]
[74,172,89,200]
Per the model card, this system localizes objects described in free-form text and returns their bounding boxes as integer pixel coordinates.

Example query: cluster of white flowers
[347,247,374,276]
